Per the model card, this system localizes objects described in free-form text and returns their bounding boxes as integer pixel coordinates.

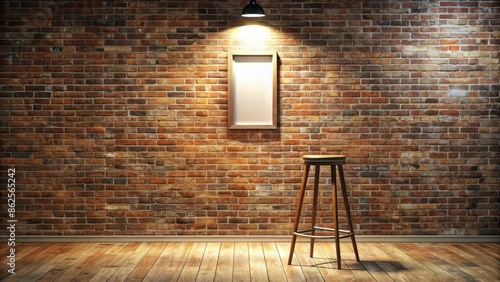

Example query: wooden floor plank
[124,242,165,282]
[355,243,395,282]
[144,242,191,281]
[429,243,499,282]
[381,243,450,282]
[481,242,500,258]
[1,243,65,281]
[196,242,221,282]
[53,243,115,282]
[232,242,251,282]
[322,242,376,282]
[248,242,269,282]
[398,243,461,282]
[177,242,207,282]
[449,242,500,274]
[106,242,153,282]
[383,243,452,282]
[318,242,359,281]
[423,243,486,281]
[18,243,89,282]
[275,242,307,281]
[141,242,179,281]
[294,242,328,281]
[215,242,234,282]
[262,242,287,282]
[313,242,343,281]
[105,242,140,268]
[160,242,192,281]
[88,267,120,282]
[76,244,125,281]
[85,241,130,282]
[35,243,99,282]
[366,243,413,282]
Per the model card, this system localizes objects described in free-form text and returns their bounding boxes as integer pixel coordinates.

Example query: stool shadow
[358,260,409,272]
[295,259,409,272]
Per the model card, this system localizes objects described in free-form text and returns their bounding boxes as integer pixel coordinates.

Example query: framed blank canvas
[228,51,277,129]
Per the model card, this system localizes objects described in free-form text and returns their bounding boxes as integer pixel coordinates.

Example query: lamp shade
[241,0,265,17]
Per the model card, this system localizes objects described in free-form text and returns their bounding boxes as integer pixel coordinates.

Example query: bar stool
[288,155,359,269]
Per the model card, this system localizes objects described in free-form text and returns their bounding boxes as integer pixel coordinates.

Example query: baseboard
[7,235,500,243]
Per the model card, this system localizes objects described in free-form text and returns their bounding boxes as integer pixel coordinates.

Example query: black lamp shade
[241,0,265,17]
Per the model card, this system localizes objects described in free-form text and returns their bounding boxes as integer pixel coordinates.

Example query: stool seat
[303,154,346,164]
[288,154,359,269]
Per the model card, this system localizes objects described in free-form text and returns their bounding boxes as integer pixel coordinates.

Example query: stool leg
[331,164,341,269]
[310,165,321,258]
[288,164,310,265]
[338,165,360,262]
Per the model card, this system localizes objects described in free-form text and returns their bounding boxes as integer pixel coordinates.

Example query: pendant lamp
[241,0,265,17]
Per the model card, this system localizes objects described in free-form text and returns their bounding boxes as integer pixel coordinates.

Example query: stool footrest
[294,226,354,240]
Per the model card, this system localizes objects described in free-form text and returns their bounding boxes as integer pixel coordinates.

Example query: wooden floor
[1,241,499,281]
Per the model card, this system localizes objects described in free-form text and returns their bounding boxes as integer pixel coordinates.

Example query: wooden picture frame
[228,51,277,129]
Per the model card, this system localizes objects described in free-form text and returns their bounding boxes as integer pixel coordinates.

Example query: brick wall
[0,0,499,236]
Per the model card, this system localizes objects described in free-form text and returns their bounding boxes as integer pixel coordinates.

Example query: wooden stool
[288,155,360,269]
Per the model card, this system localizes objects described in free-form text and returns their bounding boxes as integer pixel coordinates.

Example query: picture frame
[228,51,278,129]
